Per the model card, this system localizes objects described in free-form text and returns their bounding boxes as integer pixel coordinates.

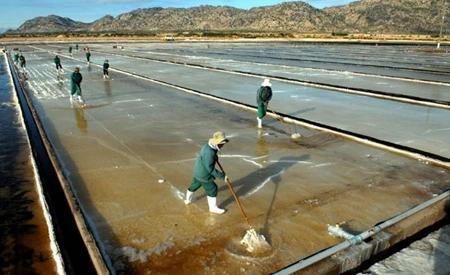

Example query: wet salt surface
[110,43,450,101]
[32,43,450,159]
[0,53,57,274]
[5,43,450,274]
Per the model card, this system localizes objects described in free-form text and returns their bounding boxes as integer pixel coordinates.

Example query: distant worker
[256,79,273,128]
[184,132,229,214]
[13,52,19,65]
[19,54,26,69]
[68,46,72,56]
[103,59,109,79]
[75,44,79,52]
[86,50,91,64]
[54,55,63,72]
[70,66,85,106]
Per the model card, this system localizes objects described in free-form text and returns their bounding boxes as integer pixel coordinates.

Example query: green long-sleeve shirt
[193,143,225,183]
[70,71,83,94]
[256,86,272,105]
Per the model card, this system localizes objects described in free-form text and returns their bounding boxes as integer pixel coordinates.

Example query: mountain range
[5,0,449,35]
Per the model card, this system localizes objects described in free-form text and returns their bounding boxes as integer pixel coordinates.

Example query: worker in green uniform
[103,59,110,79]
[54,55,63,72]
[86,50,91,63]
[256,79,273,128]
[70,66,85,106]
[13,52,19,65]
[184,132,229,214]
[19,54,26,67]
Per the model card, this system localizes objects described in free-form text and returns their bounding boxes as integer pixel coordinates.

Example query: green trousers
[188,178,218,197]
[257,103,268,119]
[70,84,82,96]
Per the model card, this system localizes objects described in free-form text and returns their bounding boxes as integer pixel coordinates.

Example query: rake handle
[217,161,252,229]
[268,104,294,134]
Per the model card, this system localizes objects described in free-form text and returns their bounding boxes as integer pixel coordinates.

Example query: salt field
[1,41,449,274]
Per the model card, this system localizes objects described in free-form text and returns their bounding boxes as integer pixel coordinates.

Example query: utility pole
[437,0,447,49]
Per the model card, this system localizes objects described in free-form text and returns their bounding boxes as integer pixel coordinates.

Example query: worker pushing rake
[256,78,301,139]
[256,79,273,129]
[184,132,271,252]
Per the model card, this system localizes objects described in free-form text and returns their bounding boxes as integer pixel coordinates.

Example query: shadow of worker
[220,154,310,242]
[73,108,88,135]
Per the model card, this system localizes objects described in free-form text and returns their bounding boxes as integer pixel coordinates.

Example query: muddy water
[0,54,56,273]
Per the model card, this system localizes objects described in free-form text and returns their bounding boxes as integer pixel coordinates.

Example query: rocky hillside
[324,0,447,33]
[7,0,449,34]
[13,15,90,33]
[86,3,332,32]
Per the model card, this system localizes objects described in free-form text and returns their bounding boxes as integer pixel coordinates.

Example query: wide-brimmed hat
[209,131,229,145]
[261,79,272,87]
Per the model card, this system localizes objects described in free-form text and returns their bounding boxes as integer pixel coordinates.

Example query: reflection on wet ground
[73,108,88,135]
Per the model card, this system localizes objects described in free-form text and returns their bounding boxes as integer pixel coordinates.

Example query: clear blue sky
[0,0,357,31]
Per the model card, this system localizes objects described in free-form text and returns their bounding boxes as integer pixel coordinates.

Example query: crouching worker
[184,132,229,214]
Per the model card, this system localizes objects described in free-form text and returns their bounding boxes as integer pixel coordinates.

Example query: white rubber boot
[184,190,196,205]
[207,196,225,214]
[257,117,262,129]
[78,95,86,107]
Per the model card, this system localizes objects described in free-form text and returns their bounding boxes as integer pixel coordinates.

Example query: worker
[103,59,109,79]
[70,66,85,106]
[256,79,273,128]
[184,132,229,214]
[54,55,63,72]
